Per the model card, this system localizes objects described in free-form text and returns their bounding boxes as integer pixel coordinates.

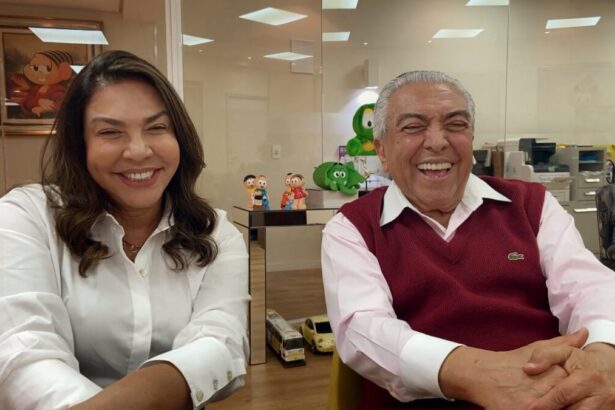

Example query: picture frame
[0,16,102,136]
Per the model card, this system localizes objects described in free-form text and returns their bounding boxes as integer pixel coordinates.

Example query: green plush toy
[346,103,376,156]
[313,161,365,195]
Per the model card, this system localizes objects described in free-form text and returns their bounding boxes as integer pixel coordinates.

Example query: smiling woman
[0,50,249,410]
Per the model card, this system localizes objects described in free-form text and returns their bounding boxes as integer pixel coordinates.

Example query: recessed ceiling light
[362,42,368,46]
[545,16,601,29]
[182,34,214,46]
[322,31,350,42]
[432,29,484,38]
[322,0,358,9]
[29,27,108,44]
[466,0,509,6]
[263,52,313,61]
[70,65,84,74]
[240,7,307,26]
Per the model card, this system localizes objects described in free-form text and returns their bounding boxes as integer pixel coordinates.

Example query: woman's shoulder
[1,183,47,206]
[0,183,54,230]
[210,208,241,240]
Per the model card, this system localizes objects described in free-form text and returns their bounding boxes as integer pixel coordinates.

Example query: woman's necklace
[122,238,143,255]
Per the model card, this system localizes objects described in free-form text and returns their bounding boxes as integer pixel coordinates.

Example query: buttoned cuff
[140,337,246,409]
[399,333,463,400]
[584,319,615,347]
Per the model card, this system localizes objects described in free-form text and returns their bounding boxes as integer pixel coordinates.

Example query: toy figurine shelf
[232,206,337,365]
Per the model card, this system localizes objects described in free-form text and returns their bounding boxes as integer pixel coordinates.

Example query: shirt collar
[380,174,511,227]
[92,196,174,235]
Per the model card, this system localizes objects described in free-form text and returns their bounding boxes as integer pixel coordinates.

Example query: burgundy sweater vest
[339,176,560,410]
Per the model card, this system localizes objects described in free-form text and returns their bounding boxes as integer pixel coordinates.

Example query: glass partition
[182,0,323,215]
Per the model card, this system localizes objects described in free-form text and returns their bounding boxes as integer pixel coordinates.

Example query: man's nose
[423,126,449,151]
[123,133,153,161]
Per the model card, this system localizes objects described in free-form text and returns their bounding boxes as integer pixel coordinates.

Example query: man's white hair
[373,70,475,141]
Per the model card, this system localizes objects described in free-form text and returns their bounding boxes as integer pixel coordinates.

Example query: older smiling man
[322,71,615,409]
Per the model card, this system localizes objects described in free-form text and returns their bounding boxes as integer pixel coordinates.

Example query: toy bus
[265,309,306,365]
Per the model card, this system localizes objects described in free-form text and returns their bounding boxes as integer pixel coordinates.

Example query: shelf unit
[551,146,606,254]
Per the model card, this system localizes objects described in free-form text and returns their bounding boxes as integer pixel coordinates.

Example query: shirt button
[195,390,204,401]
[213,378,219,390]
[138,269,145,277]
[227,370,233,382]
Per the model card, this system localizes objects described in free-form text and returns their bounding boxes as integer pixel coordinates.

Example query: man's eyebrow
[395,113,428,127]
[444,110,471,121]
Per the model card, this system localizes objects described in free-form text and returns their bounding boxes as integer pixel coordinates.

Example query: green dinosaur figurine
[346,103,376,156]
[313,161,365,195]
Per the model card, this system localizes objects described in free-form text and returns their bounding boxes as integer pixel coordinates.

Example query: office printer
[505,138,572,204]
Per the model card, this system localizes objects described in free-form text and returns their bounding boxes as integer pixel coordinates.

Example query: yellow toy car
[300,314,335,353]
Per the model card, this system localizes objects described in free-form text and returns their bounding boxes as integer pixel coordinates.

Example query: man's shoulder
[481,176,546,197]
[339,187,386,213]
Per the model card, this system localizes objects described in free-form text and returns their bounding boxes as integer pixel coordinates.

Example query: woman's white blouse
[0,185,250,410]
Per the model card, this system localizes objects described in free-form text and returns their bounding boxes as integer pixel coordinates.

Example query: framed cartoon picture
[0,16,102,136]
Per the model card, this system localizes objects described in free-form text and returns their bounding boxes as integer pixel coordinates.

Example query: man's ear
[374,139,388,172]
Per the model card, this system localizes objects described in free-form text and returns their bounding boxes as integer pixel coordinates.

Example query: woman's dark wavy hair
[41,50,218,276]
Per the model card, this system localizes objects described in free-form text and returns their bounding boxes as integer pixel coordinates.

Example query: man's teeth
[125,170,154,181]
[417,162,452,171]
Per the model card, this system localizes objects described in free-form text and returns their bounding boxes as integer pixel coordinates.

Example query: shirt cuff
[584,319,615,346]
[140,337,246,409]
[399,333,463,400]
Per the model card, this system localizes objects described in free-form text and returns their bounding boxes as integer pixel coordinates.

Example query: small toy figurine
[345,103,376,156]
[290,174,308,210]
[243,174,256,210]
[312,161,365,195]
[280,172,294,210]
[254,175,270,210]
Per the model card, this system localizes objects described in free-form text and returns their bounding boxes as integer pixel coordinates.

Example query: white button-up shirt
[0,185,249,409]
[322,174,615,402]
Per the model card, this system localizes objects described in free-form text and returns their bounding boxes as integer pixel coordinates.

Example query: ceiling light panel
[322,0,359,9]
[545,16,601,29]
[29,27,109,44]
[264,52,313,61]
[433,29,484,38]
[466,0,509,6]
[323,31,351,42]
[182,34,214,46]
[240,7,307,26]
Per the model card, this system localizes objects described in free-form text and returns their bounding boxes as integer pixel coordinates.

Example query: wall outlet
[272,144,282,159]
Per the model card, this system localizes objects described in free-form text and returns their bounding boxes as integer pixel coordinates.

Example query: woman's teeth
[124,170,154,181]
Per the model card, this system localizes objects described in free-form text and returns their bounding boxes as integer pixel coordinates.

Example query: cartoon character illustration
[9,50,74,118]
[312,161,365,195]
[345,103,376,156]
[254,175,270,210]
[290,174,308,210]
[243,174,256,210]
[280,172,294,210]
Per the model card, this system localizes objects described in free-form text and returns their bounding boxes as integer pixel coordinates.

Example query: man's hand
[439,330,588,409]
[523,330,615,410]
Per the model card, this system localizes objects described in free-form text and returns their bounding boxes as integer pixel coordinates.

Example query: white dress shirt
[0,184,249,410]
[322,174,615,402]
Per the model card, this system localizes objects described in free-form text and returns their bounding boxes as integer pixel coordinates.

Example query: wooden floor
[209,268,332,409]
[208,348,332,410]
